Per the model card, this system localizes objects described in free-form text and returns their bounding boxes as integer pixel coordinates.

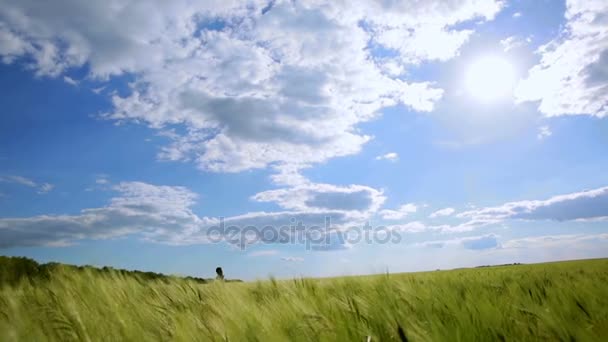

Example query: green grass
[1,257,607,341]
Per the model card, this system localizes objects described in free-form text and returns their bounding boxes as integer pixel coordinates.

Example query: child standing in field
[215,267,224,281]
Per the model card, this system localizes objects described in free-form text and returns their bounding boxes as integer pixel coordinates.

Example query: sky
[1,0,607,280]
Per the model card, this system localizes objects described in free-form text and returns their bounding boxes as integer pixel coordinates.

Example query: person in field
[215,267,224,281]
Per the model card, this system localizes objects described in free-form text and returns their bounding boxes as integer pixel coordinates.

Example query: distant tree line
[0,256,241,287]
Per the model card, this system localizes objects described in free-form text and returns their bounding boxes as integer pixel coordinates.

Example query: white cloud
[281,257,304,262]
[429,207,456,218]
[269,164,311,187]
[4,180,606,249]
[379,203,417,220]
[109,182,199,215]
[431,218,500,233]
[502,233,608,249]
[0,180,376,248]
[377,59,405,77]
[400,185,608,232]
[0,0,256,77]
[247,250,279,257]
[365,0,504,64]
[537,125,552,140]
[403,187,608,233]
[0,0,506,179]
[0,181,205,247]
[0,175,54,194]
[513,12,522,18]
[95,175,110,185]
[500,35,530,52]
[0,175,37,187]
[458,186,608,222]
[389,221,430,233]
[85,174,111,192]
[375,152,399,162]
[515,0,608,117]
[414,234,500,250]
[91,86,105,94]
[373,25,473,65]
[63,76,78,86]
[106,9,443,175]
[0,23,32,63]
[413,233,608,255]
[38,183,54,194]
[252,181,386,219]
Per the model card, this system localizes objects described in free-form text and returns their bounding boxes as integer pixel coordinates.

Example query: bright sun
[465,56,515,102]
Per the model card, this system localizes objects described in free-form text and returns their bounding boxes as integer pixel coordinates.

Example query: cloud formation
[252,182,385,219]
[0,175,54,194]
[516,0,608,117]
[3,182,608,248]
[0,0,505,179]
[247,250,279,257]
[414,233,608,254]
[429,207,456,218]
[458,186,608,222]
[365,0,504,64]
[400,186,608,234]
[502,233,608,249]
[500,35,530,52]
[379,203,418,220]
[537,126,552,140]
[375,152,399,162]
[415,234,499,250]
[0,182,205,248]
[0,180,376,248]
[281,257,304,262]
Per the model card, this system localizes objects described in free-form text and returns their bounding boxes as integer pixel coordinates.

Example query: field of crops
[1,257,607,341]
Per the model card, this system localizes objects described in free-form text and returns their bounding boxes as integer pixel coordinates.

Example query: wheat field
[1,257,607,341]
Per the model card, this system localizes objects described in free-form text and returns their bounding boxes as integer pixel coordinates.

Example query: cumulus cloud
[37,183,55,194]
[500,35,530,52]
[0,182,205,248]
[63,76,78,86]
[389,221,430,233]
[0,175,36,187]
[0,175,54,194]
[516,0,608,117]
[247,250,279,257]
[375,152,399,162]
[458,186,608,222]
[252,181,386,219]
[0,0,506,179]
[379,203,417,220]
[281,257,304,262]
[537,125,552,140]
[502,233,608,249]
[415,234,499,250]
[365,0,504,64]
[0,0,255,77]
[0,180,378,248]
[414,233,608,253]
[95,174,110,185]
[414,186,608,233]
[429,207,456,218]
[105,3,443,175]
[444,219,501,233]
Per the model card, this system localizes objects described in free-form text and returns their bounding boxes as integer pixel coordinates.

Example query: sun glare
[465,56,515,102]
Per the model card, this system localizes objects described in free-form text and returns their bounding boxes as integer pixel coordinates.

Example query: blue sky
[1,0,608,280]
